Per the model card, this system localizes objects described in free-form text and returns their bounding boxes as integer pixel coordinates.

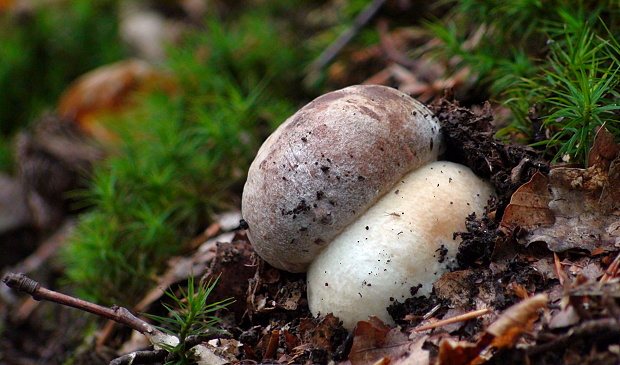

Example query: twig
[2,273,172,344]
[414,308,492,332]
[599,252,620,285]
[307,0,388,72]
[109,349,168,365]
[423,304,442,320]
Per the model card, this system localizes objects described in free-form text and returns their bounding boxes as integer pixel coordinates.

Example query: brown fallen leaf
[348,317,414,365]
[587,125,620,169]
[525,165,620,252]
[501,127,620,254]
[437,336,488,365]
[500,171,554,230]
[298,313,346,352]
[485,293,548,348]
[436,294,548,365]
[433,270,478,308]
[599,158,620,214]
[57,59,177,144]
[349,317,391,365]
[390,333,431,365]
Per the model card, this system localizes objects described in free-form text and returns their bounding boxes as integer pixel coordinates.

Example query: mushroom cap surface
[306,161,494,330]
[242,85,443,272]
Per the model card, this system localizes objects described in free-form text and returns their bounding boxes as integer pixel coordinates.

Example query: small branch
[109,349,168,365]
[307,0,388,72]
[2,273,167,340]
[414,308,492,332]
[600,252,620,285]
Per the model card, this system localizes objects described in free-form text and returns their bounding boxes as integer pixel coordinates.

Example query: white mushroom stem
[306,161,494,330]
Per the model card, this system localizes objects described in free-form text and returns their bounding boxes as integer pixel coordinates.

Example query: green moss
[0,0,125,172]
[0,0,125,134]
[427,1,620,163]
[61,9,306,305]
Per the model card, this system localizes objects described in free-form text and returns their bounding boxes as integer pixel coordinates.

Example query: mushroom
[241,85,494,329]
[242,85,443,273]
[307,161,493,329]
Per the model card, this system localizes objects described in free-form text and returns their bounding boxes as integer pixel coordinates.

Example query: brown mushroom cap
[242,85,443,272]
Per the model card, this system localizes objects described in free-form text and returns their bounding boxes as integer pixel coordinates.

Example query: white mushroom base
[306,161,494,330]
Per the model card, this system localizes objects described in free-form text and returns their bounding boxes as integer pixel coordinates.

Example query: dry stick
[308,0,389,73]
[2,273,166,340]
[599,252,620,285]
[414,308,492,332]
[99,237,220,347]
[109,349,168,365]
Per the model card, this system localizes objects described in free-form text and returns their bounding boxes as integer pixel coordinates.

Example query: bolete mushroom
[241,85,494,329]
[242,85,442,273]
[307,161,493,329]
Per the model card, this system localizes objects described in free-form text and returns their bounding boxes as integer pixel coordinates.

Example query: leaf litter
[6,100,620,364]
[187,102,620,364]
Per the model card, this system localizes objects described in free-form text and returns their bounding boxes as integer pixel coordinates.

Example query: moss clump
[0,0,125,171]
[62,8,308,305]
[427,1,620,164]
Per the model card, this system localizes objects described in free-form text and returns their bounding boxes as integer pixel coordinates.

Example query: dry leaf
[485,293,548,348]
[503,127,620,253]
[436,294,547,365]
[587,125,620,168]
[298,313,345,352]
[391,333,430,365]
[500,171,554,230]
[437,336,489,365]
[434,270,477,308]
[525,165,620,252]
[57,59,177,144]
[348,317,412,365]
[599,158,620,214]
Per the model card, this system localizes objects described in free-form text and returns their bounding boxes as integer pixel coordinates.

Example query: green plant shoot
[143,275,233,365]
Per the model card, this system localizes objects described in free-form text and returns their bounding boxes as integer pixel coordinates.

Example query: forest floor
[5,96,620,365]
[2,1,620,364]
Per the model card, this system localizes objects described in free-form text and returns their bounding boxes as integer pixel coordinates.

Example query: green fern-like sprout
[531,22,620,164]
[427,1,620,163]
[143,276,233,365]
